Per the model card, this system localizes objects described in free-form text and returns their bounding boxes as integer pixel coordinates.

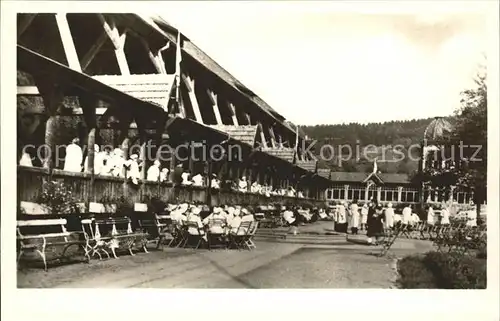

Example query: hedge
[397,251,486,289]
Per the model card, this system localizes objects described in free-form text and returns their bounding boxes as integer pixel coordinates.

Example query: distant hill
[300,118,442,175]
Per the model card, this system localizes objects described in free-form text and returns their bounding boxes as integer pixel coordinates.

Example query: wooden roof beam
[207,89,223,125]
[181,74,203,123]
[55,13,81,72]
[81,31,108,71]
[229,102,239,126]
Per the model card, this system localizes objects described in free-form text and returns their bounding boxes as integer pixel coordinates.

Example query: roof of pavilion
[140,15,304,137]
[328,171,411,184]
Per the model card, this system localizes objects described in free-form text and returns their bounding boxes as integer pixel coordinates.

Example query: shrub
[397,255,437,289]
[37,180,77,215]
[397,251,486,289]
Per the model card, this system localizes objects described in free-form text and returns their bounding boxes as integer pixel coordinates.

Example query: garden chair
[207,219,228,250]
[228,221,252,250]
[183,221,205,250]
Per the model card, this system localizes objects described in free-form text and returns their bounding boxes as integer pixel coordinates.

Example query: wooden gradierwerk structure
[17,13,332,209]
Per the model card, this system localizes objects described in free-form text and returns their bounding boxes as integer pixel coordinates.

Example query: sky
[157,2,489,125]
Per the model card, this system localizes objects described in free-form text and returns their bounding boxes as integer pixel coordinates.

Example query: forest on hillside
[300,118,446,175]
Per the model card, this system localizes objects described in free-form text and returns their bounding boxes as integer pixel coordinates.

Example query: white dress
[384,208,395,228]
[100,153,112,176]
[402,207,412,224]
[441,208,450,225]
[349,204,360,228]
[361,207,368,224]
[64,143,83,172]
[147,165,160,181]
[181,172,192,185]
[84,151,104,174]
[125,159,140,183]
[192,174,204,186]
[337,206,347,224]
[427,208,435,225]
[111,155,125,177]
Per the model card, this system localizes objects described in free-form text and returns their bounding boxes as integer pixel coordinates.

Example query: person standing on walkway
[440,204,450,225]
[360,203,368,231]
[427,205,436,226]
[402,204,412,226]
[384,202,395,230]
[367,202,384,245]
[349,200,360,235]
[337,202,348,234]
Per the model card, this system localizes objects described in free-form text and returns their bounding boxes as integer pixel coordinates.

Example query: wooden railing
[18,166,325,208]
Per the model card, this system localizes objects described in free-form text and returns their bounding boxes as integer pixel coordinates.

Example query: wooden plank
[55,13,82,72]
[17,219,67,226]
[17,86,39,95]
[17,14,37,38]
[207,89,223,125]
[81,31,108,71]
[93,74,175,85]
[99,84,172,92]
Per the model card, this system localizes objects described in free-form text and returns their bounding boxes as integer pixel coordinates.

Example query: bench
[82,202,148,259]
[17,218,89,271]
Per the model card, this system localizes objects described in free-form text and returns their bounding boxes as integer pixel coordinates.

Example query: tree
[430,68,487,215]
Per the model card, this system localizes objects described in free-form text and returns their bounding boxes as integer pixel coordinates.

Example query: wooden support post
[247,167,253,192]
[33,75,65,170]
[169,141,176,182]
[55,13,82,72]
[115,32,130,75]
[181,74,203,123]
[397,186,403,203]
[79,95,99,205]
[18,14,37,38]
[207,89,223,125]
[188,141,194,173]
[258,123,268,149]
[229,103,239,126]
[377,187,382,203]
[98,15,130,75]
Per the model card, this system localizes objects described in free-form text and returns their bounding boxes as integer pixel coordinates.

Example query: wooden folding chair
[171,221,188,248]
[380,222,403,256]
[243,221,259,250]
[207,219,227,250]
[228,222,252,250]
[183,221,205,249]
